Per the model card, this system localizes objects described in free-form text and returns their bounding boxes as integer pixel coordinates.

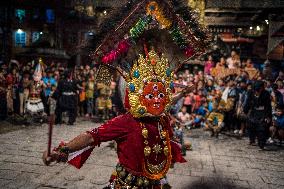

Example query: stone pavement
[0,119,283,189]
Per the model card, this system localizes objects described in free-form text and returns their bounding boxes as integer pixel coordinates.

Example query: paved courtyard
[0,119,283,189]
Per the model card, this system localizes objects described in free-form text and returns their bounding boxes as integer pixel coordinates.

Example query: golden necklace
[140,119,172,180]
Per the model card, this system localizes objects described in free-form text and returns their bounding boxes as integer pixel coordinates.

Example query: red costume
[66,111,186,188]
[88,113,185,174]
[65,114,185,188]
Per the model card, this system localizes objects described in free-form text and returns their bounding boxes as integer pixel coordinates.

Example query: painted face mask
[126,49,173,118]
[140,82,169,116]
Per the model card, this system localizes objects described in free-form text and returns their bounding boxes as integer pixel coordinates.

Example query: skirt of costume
[105,164,170,189]
[26,98,44,114]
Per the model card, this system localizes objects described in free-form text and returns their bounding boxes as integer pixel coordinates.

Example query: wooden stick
[47,114,54,156]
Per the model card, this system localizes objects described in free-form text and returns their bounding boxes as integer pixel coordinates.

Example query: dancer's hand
[42,150,59,166]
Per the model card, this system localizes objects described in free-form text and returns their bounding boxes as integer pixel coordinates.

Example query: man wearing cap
[235,77,249,136]
[222,75,237,132]
[244,80,272,149]
[54,70,78,125]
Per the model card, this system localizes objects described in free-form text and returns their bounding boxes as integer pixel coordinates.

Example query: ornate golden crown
[125,49,174,117]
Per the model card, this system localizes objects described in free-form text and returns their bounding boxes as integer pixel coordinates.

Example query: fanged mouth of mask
[153,102,161,108]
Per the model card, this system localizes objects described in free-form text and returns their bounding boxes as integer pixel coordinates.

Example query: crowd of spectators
[171,50,284,149]
[0,61,118,123]
[0,50,284,150]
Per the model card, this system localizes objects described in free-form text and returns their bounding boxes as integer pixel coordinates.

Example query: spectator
[177,106,191,129]
[271,83,284,110]
[215,79,225,91]
[42,70,57,114]
[235,77,249,136]
[222,76,237,132]
[48,85,57,116]
[19,72,31,115]
[269,105,284,145]
[204,55,215,75]
[207,90,215,112]
[244,58,255,69]
[183,92,193,114]
[204,94,225,137]
[85,75,95,118]
[196,101,209,117]
[262,61,273,81]
[244,81,272,150]
[192,89,203,113]
[226,50,240,69]
[276,80,284,102]
[54,70,78,125]
[215,57,226,69]
[205,79,215,93]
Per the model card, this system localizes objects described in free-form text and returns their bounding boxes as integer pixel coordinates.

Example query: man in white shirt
[226,50,240,69]
[177,106,193,129]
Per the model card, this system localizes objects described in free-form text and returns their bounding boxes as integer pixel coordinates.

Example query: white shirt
[177,112,190,123]
[222,87,230,102]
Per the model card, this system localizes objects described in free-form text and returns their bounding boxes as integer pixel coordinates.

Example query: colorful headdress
[126,48,174,117]
[33,63,42,82]
[90,0,209,116]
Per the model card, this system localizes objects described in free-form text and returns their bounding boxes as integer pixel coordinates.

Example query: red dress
[86,113,186,187]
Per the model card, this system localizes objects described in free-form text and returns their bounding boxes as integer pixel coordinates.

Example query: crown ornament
[126,48,174,118]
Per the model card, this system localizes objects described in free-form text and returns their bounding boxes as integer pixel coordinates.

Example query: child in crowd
[192,89,203,112]
[204,55,215,75]
[173,112,187,156]
[196,101,209,128]
[96,85,113,121]
[183,93,193,114]
[215,79,225,91]
[196,101,209,117]
[207,90,215,112]
[193,114,203,128]
[173,122,186,156]
[269,105,284,145]
[177,106,192,129]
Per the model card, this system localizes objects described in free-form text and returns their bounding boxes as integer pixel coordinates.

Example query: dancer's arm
[171,84,194,105]
[63,132,95,152]
[42,132,94,165]
[43,115,131,166]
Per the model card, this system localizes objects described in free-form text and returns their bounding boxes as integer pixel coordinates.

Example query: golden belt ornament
[114,164,164,188]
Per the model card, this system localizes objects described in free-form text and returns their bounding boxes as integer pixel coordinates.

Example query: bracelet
[59,145,70,154]
[53,141,70,163]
